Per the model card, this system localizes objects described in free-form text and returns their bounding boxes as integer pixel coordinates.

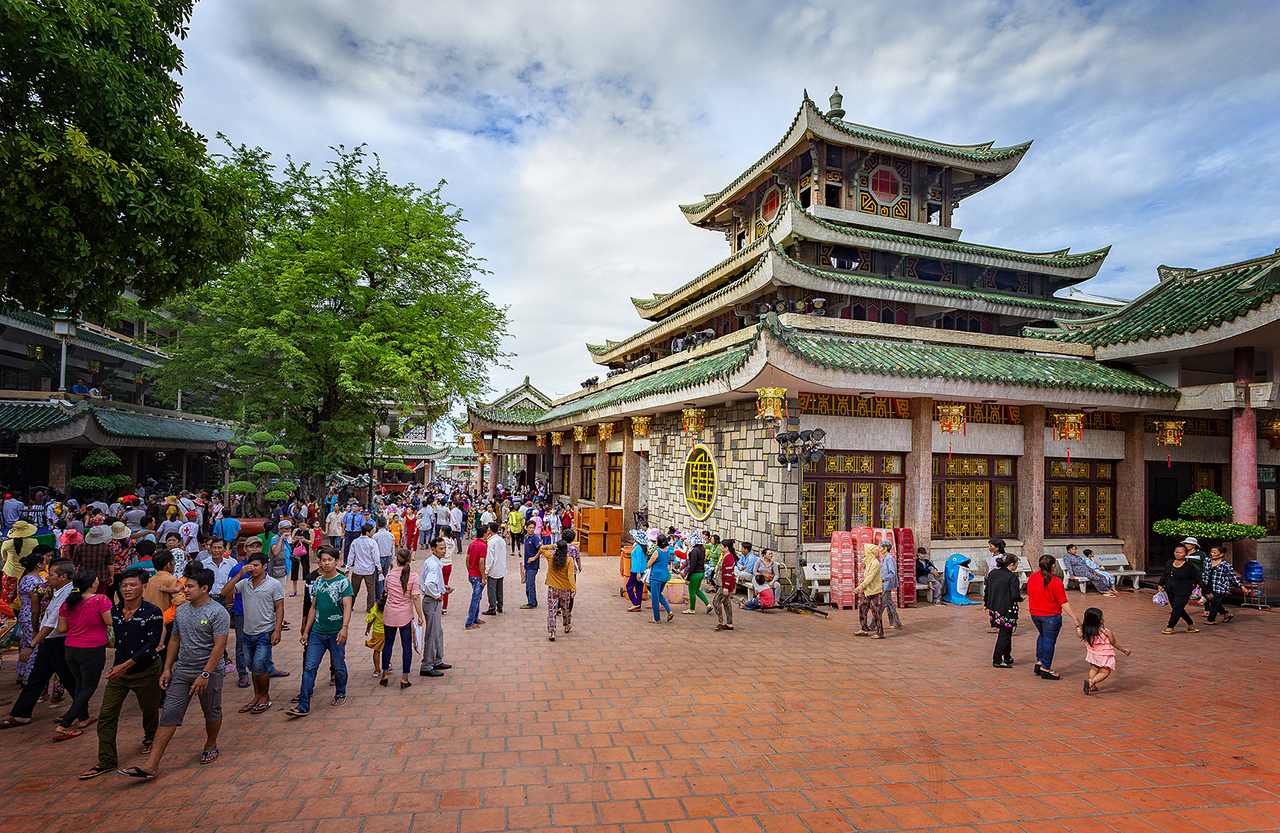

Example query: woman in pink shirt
[379,548,424,689]
[54,570,112,740]
[1025,555,1080,681]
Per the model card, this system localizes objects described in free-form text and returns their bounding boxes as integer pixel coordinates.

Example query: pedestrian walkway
[1,563,1278,832]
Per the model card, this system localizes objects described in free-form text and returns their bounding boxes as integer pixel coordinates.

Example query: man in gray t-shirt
[222,553,286,713]
[122,567,230,779]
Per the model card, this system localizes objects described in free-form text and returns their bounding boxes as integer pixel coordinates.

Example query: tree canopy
[152,144,507,481]
[0,0,247,315]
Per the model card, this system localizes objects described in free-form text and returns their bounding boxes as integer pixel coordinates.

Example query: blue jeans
[524,568,539,607]
[1031,614,1063,670]
[465,576,484,627]
[297,632,347,713]
[650,579,670,621]
[242,630,274,675]
[235,613,277,678]
[377,555,392,597]
[381,624,414,675]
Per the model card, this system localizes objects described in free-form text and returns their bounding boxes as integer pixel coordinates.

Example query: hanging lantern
[550,431,563,446]
[471,435,485,454]
[535,434,546,447]
[573,426,587,442]
[756,387,788,421]
[597,423,614,442]
[152,451,166,462]
[631,416,651,438]
[1156,418,1187,467]
[681,408,706,434]
[936,404,967,459]
[1053,412,1085,463]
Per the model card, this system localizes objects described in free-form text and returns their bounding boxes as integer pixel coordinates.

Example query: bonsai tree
[1152,489,1266,542]
[226,431,296,517]
[67,447,133,501]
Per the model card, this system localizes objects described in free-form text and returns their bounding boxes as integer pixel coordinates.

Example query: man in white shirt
[415,504,431,549]
[371,517,397,598]
[449,502,464,548]
[434,501,449,539]
[346,523,380,613]
[179,512,201,558]
[5,560,76,724]
[482,522,507,616]
[418,536,453,678]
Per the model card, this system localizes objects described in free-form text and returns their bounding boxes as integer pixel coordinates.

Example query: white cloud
[178,0,1280,403]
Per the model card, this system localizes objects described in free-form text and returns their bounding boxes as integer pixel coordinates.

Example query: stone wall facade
[643,403,800,561]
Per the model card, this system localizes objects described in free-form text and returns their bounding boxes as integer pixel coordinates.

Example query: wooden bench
[804,564,831,604]
[1055,556,1112,594]
[1093,553,1144,590]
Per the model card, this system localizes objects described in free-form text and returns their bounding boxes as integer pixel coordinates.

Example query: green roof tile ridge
[631,233,771,313]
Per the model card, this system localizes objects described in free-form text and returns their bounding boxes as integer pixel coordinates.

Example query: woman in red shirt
[1025,554,1081,680]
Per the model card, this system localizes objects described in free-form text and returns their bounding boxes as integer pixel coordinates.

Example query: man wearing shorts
[222,553,284,715]
[120,567,229,778]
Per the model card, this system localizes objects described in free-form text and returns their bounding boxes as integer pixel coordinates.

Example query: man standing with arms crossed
[287,547,352,717]
[80,567,163,779]
[119,567,229,777]
[519,519,543,610]
[483,522,507,616]
[419,536,453,677]
[222,552,284,715]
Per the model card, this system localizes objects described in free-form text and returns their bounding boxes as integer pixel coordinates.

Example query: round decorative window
[760,186,782,223]
[683,445,717,520]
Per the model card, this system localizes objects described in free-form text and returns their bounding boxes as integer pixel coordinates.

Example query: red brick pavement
[1,559,1279,833]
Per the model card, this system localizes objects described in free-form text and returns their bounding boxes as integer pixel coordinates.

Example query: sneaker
[420,668,444,677]
[681,610,696,615]
[466,624,481,630]
[482,610,497,616]
[519,605,534,610]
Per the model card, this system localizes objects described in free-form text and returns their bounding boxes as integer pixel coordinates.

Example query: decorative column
[1233,347,1258,566]
[594,438,609,506]
[903,398,934,552]
[487,433,498,498]
[621,423,640,527]
[1018,405,1047,562]
[1116,414,1148,571]
[49,445,72,492]
[569,442,583,505]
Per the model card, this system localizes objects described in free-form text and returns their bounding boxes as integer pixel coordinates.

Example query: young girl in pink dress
[1078,607,1131,695]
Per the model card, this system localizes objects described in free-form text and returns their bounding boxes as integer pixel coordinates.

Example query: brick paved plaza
[2,562,1279,833]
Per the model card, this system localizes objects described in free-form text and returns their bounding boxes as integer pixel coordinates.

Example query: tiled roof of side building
[92,410,236,443]
[467,405,550,426]
[680,93,1032,219]
[2,310,167,362]
[0,403,74,433]
[767,326,1176,397]
[1026,253,1280,347]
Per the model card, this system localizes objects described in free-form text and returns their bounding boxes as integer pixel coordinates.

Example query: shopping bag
[413,620,424,652]
[1152,589,1169,606]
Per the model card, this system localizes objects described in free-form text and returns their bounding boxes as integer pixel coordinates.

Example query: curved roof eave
[679,94,1031,226]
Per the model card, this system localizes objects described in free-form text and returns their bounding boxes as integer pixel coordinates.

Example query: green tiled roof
[0,403,74,432]
[467,405,549,426]
[1028,254,1280,347]
[393,441,447,457]
[680,94,1031,218]
[630,233,771,314]
[92,410,236,443]
[1,310,166,363]
[538,345,754,423]
[767,325,1176,396]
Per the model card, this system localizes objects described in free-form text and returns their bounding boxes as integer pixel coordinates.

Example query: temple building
[469,89,1280,576]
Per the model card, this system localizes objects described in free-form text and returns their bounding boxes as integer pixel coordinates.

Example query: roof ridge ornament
[827,86,845,120]
[1156,265,1196,282]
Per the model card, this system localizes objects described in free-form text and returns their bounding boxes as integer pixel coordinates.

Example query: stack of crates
[829,531,856,609]
[895,528,916,608]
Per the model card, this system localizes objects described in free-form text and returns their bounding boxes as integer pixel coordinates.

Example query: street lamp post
[774,427,828,616]
[370,407,391,506]
[51,311,76,393]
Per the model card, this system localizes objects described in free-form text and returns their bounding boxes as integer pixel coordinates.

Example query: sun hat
[6,521,37,539]
[109,522,130,540]
[1181,537,1199,546]
[85,525,112,545]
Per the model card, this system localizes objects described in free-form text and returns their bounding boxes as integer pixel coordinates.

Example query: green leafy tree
[1152,489,1265,543]
[226,431,295,517]
[151,145,507,491]
[0,0,248,314]
[67,446,132,500]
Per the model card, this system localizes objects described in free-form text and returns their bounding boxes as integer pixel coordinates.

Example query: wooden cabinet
[578,506,625,557]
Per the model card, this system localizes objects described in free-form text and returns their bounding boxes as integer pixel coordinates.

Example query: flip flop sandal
[80,765,114,780]
[78,717,98,730]
[1225,613,1235,622]
[1186,628,1200,633]
[116,766,154,779]
[237,678,251,689]
[1161,629,1175,634]
[331,695,346,707]
[251,702,272,714]
[238,702,256,713]
[285,708,308,717]
[141,739,153,753]
[52,729,82,742]
[0,717,32,729]
[270,670,290,678]
[199,749,219,765]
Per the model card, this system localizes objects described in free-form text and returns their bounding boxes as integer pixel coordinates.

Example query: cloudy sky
[179,0,1280,409]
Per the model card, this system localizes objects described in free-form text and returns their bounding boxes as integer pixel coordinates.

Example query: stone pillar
[594,439,609,506]
[1233,347,1258,566]
[1018,405,1046,562]
[49,444,73,492]
[903,397,934,552]
[569,441,583,506]
[621,425,640,527]
[1116,413,1148,571]
[120,448,138,484]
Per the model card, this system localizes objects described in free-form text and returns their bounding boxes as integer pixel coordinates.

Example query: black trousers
[1204,591,1229,622]
[993,625,1014,664]
[1167,594,1194,628]
[486,577,504,612]
[10,638,76,720]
